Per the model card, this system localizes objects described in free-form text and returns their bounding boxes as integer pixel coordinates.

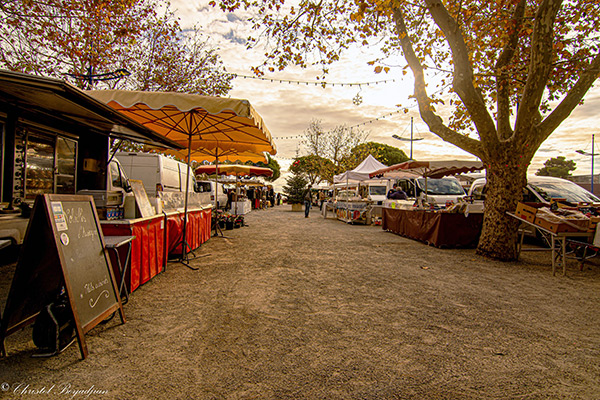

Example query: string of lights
[229,72,395,87]
[272,106,417,141]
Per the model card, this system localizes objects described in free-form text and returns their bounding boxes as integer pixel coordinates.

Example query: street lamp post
[576,133,596,193]
[392,117,423,160]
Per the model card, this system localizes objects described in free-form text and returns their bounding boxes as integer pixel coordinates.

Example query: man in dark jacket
[303,185,313,218]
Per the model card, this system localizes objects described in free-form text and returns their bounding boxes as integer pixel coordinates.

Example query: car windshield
[417,178,465,195]
[529,180,600,203]
[369,186,387,195]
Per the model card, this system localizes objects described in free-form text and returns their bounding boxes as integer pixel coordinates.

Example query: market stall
[332,155,389,224]
[373,160,486,246]
[382,207,484,248]
[335,200,371,224]
[195,164,273,215]
[510,201,596,275]
[165,207,212,256]
[88,90,277,267]
[101,214,167,293]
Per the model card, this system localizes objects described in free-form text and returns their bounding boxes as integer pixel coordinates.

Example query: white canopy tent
[333,155,388,183]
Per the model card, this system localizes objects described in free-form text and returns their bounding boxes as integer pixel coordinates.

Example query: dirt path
[1,206,600,399]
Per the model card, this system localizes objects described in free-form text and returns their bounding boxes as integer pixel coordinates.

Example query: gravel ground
[1,205,599,399]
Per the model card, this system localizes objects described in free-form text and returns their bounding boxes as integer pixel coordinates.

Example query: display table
[165,207,212,256]
[335,201,370,224]
[101,214,166,293]
[104,235,135,304]
[507,212,593,276]
[382,208,483,248]
[230,200,252,215]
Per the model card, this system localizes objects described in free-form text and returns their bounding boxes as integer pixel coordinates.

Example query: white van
[468,175,600,205]
[359,180,391,205]
[397,176,467,205]
[115,152,197,198]
[196,180,227,208]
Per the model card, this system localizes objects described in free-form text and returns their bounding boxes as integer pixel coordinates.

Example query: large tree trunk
[476,160,528,261]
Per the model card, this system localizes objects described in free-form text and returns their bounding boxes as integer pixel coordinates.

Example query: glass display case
[23,132,77,200]
[25,135,54,199]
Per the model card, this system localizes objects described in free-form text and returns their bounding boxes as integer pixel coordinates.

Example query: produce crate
[588,216,600,232]
[515,202,540,223]
[534,215,588,233]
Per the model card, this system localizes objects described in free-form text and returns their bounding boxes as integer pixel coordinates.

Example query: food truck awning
[0,70,183,149]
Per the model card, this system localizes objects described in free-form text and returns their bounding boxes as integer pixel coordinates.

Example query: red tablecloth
[101,214,166,292]
[166,208,212,256]
[382,208,483,248]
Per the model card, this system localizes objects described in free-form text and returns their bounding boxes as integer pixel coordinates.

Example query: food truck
[0,70,182,254]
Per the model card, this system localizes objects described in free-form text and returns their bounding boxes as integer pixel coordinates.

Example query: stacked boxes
[515,202,540,223]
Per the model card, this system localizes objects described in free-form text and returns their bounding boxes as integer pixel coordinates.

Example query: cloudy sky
[172,2,600,189]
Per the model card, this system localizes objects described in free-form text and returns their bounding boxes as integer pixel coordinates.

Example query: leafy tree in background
[214,0,600,261]
[282,169,308,204]
[290,155,335,185]
[536,156,576,179]
[256,154,281,182]
[345,142,409,170]
[0,0,232,95]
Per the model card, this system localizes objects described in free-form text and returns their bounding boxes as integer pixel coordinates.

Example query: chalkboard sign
[0,194,124,359]
[129,179,154,218]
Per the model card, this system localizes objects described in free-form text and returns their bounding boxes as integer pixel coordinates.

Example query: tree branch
[538,51,600,141]
[495,0,526,140]
[423,0,497,145]
[514,0,562,134]
[392,6,484,158]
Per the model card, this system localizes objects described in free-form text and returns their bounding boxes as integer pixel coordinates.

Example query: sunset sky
[172,2,600,188]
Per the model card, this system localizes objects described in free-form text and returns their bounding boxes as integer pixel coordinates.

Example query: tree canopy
[256,154,282,182]
[290,155,336,185]
[535,156,576,179]
[214,0,600,260]
[346,142,409,170]
[0,0,232,95]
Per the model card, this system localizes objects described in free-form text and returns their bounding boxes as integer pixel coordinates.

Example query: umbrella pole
[178,134,199,270]
[212,156,229,239]
[236,176,239,214]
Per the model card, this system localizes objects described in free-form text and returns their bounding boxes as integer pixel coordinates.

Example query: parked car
[468,175,600,204]
[469,176,600,240]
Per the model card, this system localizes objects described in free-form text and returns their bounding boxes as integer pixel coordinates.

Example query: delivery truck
[115,152,197,198]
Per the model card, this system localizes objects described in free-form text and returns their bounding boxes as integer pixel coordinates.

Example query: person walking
[303,184,313,218]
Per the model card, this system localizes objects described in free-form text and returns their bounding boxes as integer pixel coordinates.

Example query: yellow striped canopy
[87,90,276,163]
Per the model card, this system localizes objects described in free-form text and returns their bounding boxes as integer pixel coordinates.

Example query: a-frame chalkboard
[0,194,125,359]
